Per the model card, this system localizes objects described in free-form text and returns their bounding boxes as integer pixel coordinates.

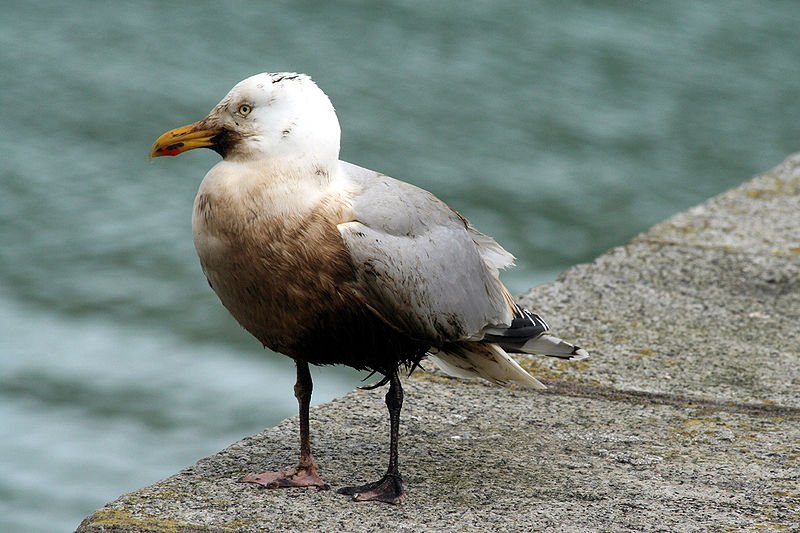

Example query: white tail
[428,342,546,389]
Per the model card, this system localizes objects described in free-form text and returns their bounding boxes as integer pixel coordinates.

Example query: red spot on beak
[159,142,185,156]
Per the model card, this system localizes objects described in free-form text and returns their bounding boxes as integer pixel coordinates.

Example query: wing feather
[337,162,514,344]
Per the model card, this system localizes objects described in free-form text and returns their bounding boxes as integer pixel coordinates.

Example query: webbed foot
[337,474,405,504]
[239,463,330,490]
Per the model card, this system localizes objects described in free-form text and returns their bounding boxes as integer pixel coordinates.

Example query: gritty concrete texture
[77,156,800,532]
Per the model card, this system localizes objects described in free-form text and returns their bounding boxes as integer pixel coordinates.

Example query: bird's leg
[239,360,329,490]
[338,369,406,504]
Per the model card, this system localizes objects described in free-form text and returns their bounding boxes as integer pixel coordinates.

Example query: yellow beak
[150,123,219,158]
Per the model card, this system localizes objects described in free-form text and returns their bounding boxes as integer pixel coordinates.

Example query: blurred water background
[2,1,799,531]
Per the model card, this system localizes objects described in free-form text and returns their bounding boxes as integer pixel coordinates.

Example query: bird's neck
[201,157,347,219]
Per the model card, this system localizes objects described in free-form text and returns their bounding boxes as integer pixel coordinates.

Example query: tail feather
[483,304,589,361]
[428,342,546,389]
[516,333,590,361]
[428,304,588,389]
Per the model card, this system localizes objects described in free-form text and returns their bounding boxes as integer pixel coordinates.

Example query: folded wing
[337,162,516,345]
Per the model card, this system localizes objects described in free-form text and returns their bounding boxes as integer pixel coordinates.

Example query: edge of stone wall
[76,155,800,532]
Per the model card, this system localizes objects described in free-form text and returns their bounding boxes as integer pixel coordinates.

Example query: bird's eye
[237,104,252,117]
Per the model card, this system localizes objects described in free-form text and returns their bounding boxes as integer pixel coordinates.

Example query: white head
[151,72,341,170]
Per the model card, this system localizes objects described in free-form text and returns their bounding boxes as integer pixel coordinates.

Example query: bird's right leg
[239,360,329,490]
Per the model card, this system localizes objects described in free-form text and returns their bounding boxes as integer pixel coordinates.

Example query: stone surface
[77,155,800,532]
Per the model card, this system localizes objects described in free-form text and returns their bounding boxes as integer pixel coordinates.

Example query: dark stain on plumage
[199,196,428,377]
[272,74,300,83]
[209,128,243,158]
[362,259,379,278]
[444,313,465,338]
[244,283,260,298]
[281,121,296,138]
[195,193,214,223]
[453,209,470,228]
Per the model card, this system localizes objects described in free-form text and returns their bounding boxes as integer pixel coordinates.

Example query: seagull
[150,72,588,504]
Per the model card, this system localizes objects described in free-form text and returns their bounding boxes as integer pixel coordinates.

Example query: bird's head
[150,72,341,167]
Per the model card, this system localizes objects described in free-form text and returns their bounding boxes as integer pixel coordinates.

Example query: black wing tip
[510,304,550,332]
[570,346,590,361]
[513,304,549,323]
[548,346,590,361]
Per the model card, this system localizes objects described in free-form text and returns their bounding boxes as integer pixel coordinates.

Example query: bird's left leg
[239,360,329,490]
[338,369,406,504]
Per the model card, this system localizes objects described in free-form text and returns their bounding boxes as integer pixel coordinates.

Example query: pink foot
[239,464,330,490]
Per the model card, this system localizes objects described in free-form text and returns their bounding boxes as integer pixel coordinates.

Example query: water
[1,1,799,531]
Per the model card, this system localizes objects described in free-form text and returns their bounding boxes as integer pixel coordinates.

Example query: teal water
[2,2,799,531]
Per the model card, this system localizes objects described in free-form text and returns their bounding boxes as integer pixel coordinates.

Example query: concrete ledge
[77,156,800,532]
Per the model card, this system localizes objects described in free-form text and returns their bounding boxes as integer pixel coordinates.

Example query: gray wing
[337,161,516,344]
